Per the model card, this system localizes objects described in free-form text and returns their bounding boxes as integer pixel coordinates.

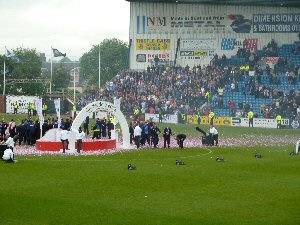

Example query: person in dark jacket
[28,121,36,145]
[163,126,172,148]
[92,119,101,139]
[0,119,8,139]
[107,120,114,139]
[15,121,24,145]
[176,134,186,148]
[83,116,89,135]
[129,122,134,144]
[150,124,161,148]
[101,119,107,138]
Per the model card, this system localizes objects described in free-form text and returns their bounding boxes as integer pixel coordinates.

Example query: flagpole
[3,59,5,95]
[98,44,101,90]
[40,98,43,139]
[50,47,53,100]
[73,66,76,111]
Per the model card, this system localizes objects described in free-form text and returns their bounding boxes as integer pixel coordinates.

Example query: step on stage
[36,139,116,152]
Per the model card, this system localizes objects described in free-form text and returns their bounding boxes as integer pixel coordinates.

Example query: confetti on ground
[13,135,298,156]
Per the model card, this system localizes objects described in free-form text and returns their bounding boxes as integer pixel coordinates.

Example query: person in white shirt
[209,124,218,146]
[134,123,142,148]
[6,135,15,151]
[60,127,69,153]
[72,127,85,153]
[2,148,14,162]
[296,140,300,154]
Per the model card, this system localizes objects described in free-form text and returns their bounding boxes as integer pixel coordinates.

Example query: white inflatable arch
[68,101,131,152]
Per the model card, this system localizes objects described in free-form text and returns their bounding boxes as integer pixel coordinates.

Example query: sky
[0,0,130,60]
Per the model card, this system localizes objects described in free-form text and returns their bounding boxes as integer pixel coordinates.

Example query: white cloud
[0,0,130,60]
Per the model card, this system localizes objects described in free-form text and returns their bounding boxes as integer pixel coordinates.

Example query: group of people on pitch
[130,120,187,149]
[130,119,220,149]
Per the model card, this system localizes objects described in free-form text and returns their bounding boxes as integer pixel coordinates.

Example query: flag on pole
[4,48,19,62]
[52,48,66,57]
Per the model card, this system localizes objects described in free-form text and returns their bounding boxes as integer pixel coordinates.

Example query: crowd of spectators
[76,39,300,120]
[0,116,74,145]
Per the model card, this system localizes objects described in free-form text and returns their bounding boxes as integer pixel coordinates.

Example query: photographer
[176,134,186,149]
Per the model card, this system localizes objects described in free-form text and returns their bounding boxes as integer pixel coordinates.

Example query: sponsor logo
[136,54,146,62]
[291,120,299,129]
[147,17,167,27]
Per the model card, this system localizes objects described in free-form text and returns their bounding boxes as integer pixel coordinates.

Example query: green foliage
[52,63,69,90]
[80,38,129,88]
[0,47,46,95]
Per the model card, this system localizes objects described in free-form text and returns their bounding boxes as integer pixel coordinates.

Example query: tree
[52,64,70,90]
[0,47,46,96]
[80,38,129,89]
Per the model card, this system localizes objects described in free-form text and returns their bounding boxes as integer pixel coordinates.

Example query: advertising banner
[145,113,178,123]
[232,117,289,128]
[243,38,258,51]
[181,39,216,50]
[137,14,253,34]
[6,95,38,114]
[187,115,198,124]
[147,53,170,63]
[214,117,232,126]
[264,57,279,69]
[186,116,231,126]
[180,50,215,60]
[253,14,300,33]
[136,39,170,51]
[221,38,243,51]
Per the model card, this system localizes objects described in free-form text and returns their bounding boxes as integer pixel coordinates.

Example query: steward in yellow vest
[209,111,215,125]
[276,115,282,129]
[248,110,254,127]
[13,102,19,114]
[42,103,48,116]
[205,91,210,102]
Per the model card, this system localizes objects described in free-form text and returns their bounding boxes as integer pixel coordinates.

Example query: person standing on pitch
[151,124,161,148]
[72,127,85,153]
[129,122,134,144]
[209,124,219,146]
[83,116,89,136]
[60,127,69,153]
[134,122,142,148]
[163,126,172,148]
[248,109,254,128]
[276,114,282,129]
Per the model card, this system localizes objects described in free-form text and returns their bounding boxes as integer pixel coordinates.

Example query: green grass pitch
[0,118,300,225]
